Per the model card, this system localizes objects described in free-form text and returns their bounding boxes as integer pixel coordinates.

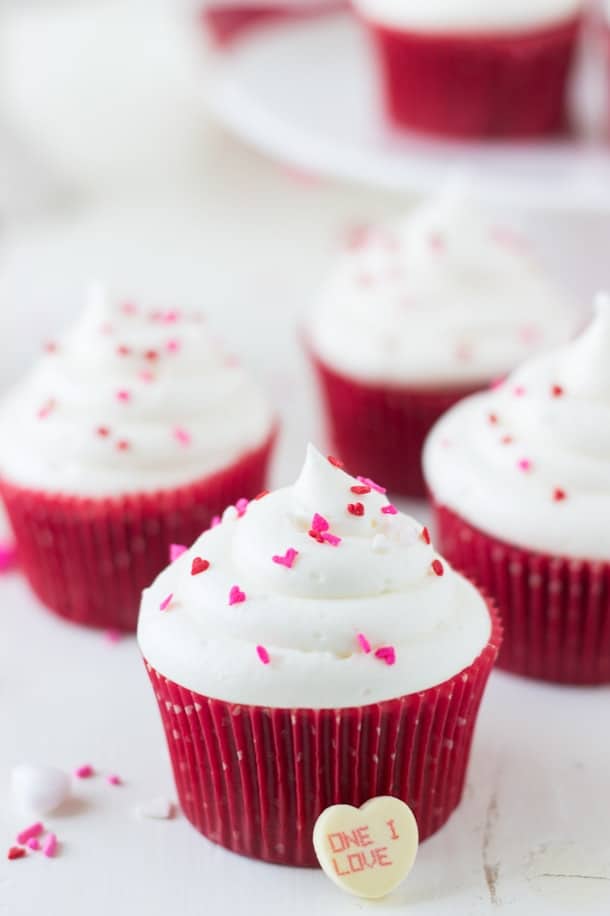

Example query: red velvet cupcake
[424,297,610,685]
[138,445,500,865]
[308,189,577,498]
[0,289,276,631]
[352,0,585,138]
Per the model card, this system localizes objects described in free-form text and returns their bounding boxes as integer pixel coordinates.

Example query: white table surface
[0,3,609,913]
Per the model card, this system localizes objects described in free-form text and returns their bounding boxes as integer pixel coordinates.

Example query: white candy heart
[136,797,174,820]
[11,765,71,815]
[313,796,418,899]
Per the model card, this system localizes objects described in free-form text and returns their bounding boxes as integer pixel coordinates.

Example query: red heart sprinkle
[347,502,365,516]
[191,557,210,576]
[421,526,431,545]
[431,559,444,577]
[254,490,269,500]
[145,349,159,361]
[327,455,344,469]
[97,426,110,437]
[553,488,567,502]
[350,485,371,495]
[8,847,26,861]
[551,385,564,398]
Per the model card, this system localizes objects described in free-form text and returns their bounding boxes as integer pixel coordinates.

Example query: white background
[0,2,609,914]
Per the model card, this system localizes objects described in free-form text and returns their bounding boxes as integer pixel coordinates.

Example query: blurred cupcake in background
[352,0,585,138]
[308,186,578,498]
[198,0,344,47]
[0,288,276,631]
[424,295,610,685]
[139,444,501,865]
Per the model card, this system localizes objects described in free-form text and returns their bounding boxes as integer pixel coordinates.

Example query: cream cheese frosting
[309,190,577,387]
[0,288,274,496]
[138,444,492,707]
[424,296,610,560]
[353,0,584,33]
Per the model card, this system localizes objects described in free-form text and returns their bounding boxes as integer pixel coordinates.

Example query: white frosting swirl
[138,445,491,707]
[309,190,577,386]
[424,297,610,560]
[353,0,584,32]
[0,289,274,496]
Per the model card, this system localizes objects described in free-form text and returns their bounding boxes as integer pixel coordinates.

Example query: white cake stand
[207,12,610,211]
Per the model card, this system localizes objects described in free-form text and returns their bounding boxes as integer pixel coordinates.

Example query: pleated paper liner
[0,432,275,632]
[144,602,501,867]
[363,15,582,138]
[434,503,610,685]
[310,350,481,499]
[201,2,345,48]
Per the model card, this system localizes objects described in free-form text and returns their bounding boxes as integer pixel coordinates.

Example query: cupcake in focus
[308,189,577,498]
[424,295,610,685]
[352,0,584,138]
[0,289,276,631]
[139,444,501,866]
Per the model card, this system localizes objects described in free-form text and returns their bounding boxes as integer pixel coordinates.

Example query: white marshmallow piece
[11,765,71,815]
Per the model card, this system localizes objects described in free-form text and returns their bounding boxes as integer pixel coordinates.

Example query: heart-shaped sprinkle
[350,485,370,495]
[313,797,418,899]
[116,389,131,403]
[374,646,396,666]
[357,476,386,494]
[191,557,210,576]
[421,527,431,545]
[169,544,187,563]
[8,847,26,861]
[229,585,246,605]
[235,498,249,517]
[311,513,329,533]
[321,532,341,547]
[272,548,298,569]
[553,488,567,502]
[327,455,344,469]
[173,427,191,446]
[551,384,564,398]
[357,633,371,654]
[381,505,397,515]
[347,502,365,517]
[254,490,269,500]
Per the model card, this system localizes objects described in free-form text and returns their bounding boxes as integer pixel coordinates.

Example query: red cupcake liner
[310,351,482,499]
[0,433,276,632]
[434,503,610,685]
[201,3,344,47]
[363,16,582,138]
[144,602,501,867]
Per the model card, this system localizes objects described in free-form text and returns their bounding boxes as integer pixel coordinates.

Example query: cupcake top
[138,444,491,708]
[0,289,274,497]
[309,190,576,387]
[353,0,584,32]
[424,296,610,560]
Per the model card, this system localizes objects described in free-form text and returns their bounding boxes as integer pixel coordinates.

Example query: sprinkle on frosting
[374,646,396,666]
[97,425,110,437]
[191,557,210,575]
[173,426,191,447]
[421,526,431,545]
[517,458,532,472]
[272,548,299,569]
[381,505,398,515]
[347,502,365,516]
[514,385,526,397]
[235,498,249,518]
[254,490,269,500]
[357,476,387,494]
[327,455,344,469]
[553,488,567,502]
[551,384,564,398]
[311,513,329,532]
[116,389,131,403]
[160,593,173,611]
[256,645,270,665]
[351,485,371,495]
[357,633,372,654]
[229,585,246,605]
[431,559,444,577]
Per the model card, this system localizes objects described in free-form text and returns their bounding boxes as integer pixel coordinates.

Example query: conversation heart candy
[313,796,418,899]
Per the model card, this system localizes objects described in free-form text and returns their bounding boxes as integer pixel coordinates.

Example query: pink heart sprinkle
[169,544,187,563]
[357,633,371,654]
[211,515,221,528]
[173,427,191,447]
[381,505,397,515]
[311,513,329,533]
[256,645,270,665]
[139,370,155,383]
[166,339,181,353]
[229,585,246,606]
[116,389,131,403]
[517,458,532,472]
[159,593,173,611]
[107,775,122,786]
[272,548,299,569]
[374,646,396,666]
[27,838,40,851]
[162,310,180,324]
[321,532,341,547]
[357,476,386,494]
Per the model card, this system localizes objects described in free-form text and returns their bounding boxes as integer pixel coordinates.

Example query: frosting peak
[138,445,491,708]
[559,294,610,401]
[0,289,274,496]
